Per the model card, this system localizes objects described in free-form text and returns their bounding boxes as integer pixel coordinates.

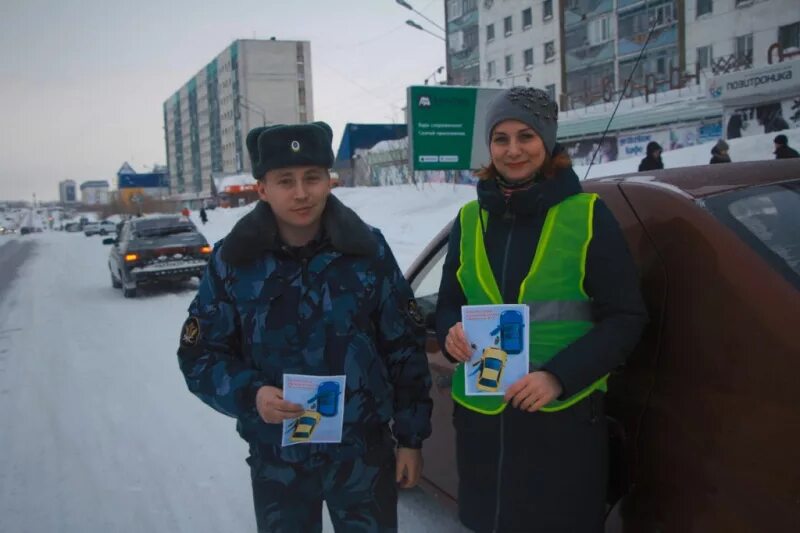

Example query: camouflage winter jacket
[177,196,432,463]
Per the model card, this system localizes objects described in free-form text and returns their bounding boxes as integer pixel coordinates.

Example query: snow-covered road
[0,184,473,533]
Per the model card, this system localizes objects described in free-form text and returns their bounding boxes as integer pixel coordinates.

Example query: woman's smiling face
[489,120,547,181]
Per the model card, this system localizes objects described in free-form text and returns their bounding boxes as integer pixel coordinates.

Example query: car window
[410,243,447,322]
[132,218,196,237]
[704,179,800,290]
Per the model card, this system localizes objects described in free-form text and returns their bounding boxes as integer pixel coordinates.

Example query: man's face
[257,166,331,230]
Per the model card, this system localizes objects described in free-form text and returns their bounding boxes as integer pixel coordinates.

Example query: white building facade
[479,0,562,101]
[163,39,314,197]
[80,181,110,206]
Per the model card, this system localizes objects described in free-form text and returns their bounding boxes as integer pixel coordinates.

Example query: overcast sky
[0,0,445,201]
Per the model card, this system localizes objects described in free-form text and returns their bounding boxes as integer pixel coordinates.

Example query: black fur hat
[246,122,335,179]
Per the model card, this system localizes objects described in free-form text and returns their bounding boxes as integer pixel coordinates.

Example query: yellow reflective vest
[452,192,608,414]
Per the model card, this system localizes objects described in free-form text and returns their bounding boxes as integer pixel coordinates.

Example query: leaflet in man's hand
[461,304,529,396]
[281,374,346,447]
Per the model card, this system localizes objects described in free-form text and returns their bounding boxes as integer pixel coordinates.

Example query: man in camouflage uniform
[177,122,432,532]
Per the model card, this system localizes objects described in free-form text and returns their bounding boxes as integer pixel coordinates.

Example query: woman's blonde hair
[474,150,573,181]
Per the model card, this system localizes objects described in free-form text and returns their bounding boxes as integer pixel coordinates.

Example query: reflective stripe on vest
[452,192,608,415]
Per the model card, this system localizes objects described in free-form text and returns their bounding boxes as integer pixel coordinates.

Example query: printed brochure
[462,304,529,396]
[281,374,346,447]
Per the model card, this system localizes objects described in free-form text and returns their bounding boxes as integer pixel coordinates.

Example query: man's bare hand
[255,386,304,424]
[395,447,423,489]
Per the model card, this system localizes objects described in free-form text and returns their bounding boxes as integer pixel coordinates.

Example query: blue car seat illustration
[310,381,341,418]
[498,310,524,354]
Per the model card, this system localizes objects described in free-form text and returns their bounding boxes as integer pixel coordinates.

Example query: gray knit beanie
[484,86,559,154]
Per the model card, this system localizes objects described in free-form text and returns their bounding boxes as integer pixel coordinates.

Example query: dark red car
[406,159,800,532]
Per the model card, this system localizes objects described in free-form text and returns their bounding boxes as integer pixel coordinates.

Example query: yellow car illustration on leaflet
[290,411,322,442]
[476,347,508,392]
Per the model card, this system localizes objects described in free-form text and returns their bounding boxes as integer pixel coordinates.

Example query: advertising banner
[408,85,503,170]
[562,136,618,166]
[616,130,671,160]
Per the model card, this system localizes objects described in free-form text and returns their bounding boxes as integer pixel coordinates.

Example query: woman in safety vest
[435,86,648,532]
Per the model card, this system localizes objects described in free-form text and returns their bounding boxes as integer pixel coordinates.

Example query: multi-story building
[163,39,314,197]
[464,1,796,109]
[480,0,562,100]
[446,0,481,85]
[58,180,77,204]
[80,181,110,206]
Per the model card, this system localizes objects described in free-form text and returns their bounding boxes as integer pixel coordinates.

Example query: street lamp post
[405,20,445,41]
[395,0,445,32]
[424,66,445,85]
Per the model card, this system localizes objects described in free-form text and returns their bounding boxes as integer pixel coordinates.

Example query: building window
[504,16,512,36]
[487,60,496,79]
[464,25,479,50]
[779,22,800,51]
[543,0,553,21]
[486,23,495,42]
[546,84,556,101]
[522,8,532,29]
[734,0,753,6]
[697,0,712,17]
[652,3,674,27]
[697,45,713,70]
[447,0,463,21]
[588,15,613,45]
[656,57,666,75]
[524,48,534,69]
[735,33,753,60]
[449,30,464,52]
[505,54,513,74]
[544,41,555,62]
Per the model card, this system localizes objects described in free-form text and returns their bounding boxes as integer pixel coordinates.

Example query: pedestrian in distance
[435,86,648,533]
[710,139,732,164]
[180,206,190,218]
[199,206,208,225]
[177,121,432,533]
[773,134,799,159]
[638,141,664,171]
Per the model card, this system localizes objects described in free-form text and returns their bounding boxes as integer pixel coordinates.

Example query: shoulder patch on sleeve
[180,317,201,347]
[407,299,425,327]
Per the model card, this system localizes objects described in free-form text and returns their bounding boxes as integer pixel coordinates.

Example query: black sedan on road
[104,216,211,298]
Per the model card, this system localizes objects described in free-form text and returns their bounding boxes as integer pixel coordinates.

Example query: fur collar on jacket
[220,195,377,266]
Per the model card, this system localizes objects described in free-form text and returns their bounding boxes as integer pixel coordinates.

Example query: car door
[615,178,800,532]
[109,222,128,277]
[407,228,458,504]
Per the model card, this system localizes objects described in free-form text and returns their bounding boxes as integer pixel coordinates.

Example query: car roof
[130,215,184,226]
[585,159,800,199]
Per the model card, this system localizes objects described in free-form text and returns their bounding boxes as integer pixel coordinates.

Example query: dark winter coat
[435,166,647,532]
[638,142,664,171]
[710,154,732,164]
[178,196,432,465]
[638,154,664,171]
[775,144,800,159]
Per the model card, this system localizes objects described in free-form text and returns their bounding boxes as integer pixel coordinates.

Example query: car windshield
[484,358,503,371]
[133,218,195,238]
[704,179,800,290]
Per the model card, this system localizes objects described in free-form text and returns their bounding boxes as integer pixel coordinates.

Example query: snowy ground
[0,129,795,532]
[0,185,471,533]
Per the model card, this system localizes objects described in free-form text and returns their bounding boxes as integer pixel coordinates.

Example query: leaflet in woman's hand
[461,304,529,396]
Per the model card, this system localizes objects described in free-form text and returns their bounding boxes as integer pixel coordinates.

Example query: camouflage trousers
[248,444,398,532]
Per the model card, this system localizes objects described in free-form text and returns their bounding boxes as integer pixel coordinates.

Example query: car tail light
[124,253,139,262]
[200,245,212,254]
